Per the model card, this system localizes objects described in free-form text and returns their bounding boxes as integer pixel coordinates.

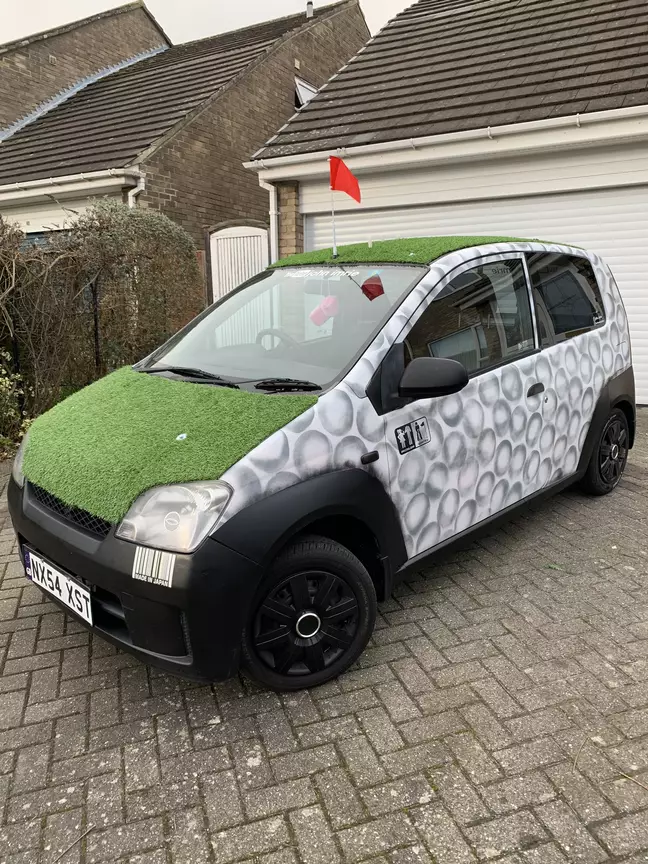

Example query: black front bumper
[8,479,263,682]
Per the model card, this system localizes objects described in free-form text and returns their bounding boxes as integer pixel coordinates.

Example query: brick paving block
[416,683,478,716]
[89,718,155,752]
[0,690,24,730]
[86,816,166,863]
[211,815,290,863]
[89,688,119,729]
[411,802,477,863]
[471,679,523,719]
[390,845,434,863]
[401,709,467,745]
[290,804,341,864]
[314,767,366,829]
[340,664,397,692]
[482,656,533,693]
[338,737,387,786]
[381,741,450,780]
[601,771,648,812]
[480,772,555,814]
[8,781,84,823]
[86,771,123,828]
[317,688,379,720]
[338,812,417,862]
[615,707,648,739]
[232,737,273,791]
[298,715,360,748]
[244,777,317,820]
[11,741,49,793]
[462,703,513,750]
[202,769,244,830]
[431,763,491,825]
[522,844,569,863]
[53,714,87,761]
[406,636,449,672]
[358,707,405,753]
[193,714,257,748]
[28,666,60,705]
[258,708,298,755]
[535,801,608,863]
[447,732,502,784]
[376,681,422,722]
[0,821,42,856]
[595,810,648,857]
[259,850,298,864]
[279,690,320,726]
[506,707,573,742]
[465,811,547,859]
[127,851,168,864]
[391,657,437,695]
[124,739,160,792]
[545,762,615,823]
[162,746,230,784]
[361,775,435,816]
[43,807,83,864]
[169,807,211,863]
[0,671,28,694]
[493,737,565,774]
[360,641,411,668]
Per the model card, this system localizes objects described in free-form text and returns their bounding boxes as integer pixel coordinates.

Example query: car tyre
[580,407,629,496]
[241,534,376,691]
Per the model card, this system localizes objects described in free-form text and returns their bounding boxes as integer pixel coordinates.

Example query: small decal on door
[395,417,431,455]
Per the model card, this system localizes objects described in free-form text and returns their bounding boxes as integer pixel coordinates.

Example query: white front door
[385,253,545,560]
[210,225,269,300]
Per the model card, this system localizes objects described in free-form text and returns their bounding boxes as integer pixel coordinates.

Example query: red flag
[329,156,361,203]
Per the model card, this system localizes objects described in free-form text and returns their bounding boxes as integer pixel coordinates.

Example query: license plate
[24,548,93,625]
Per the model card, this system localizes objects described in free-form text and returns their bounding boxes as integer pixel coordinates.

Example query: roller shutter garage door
[305,186,648,402]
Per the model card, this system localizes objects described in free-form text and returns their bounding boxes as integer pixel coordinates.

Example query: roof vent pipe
[306,1,314,18]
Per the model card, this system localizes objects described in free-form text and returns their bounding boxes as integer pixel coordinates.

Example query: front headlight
[115,481,232,554]
[11,430,30,488]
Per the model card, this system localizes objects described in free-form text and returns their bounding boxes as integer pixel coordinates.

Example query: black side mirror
[398,357,468,400]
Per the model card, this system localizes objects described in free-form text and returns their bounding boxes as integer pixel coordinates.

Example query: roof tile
[0,1,349,184]
[255,0,648,159]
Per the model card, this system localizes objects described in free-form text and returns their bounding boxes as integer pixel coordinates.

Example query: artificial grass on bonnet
[272,236,532,268]
[23,367,317,524]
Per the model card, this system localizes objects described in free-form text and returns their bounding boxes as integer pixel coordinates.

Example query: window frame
[399,251,541,382]
[524,251,606,348]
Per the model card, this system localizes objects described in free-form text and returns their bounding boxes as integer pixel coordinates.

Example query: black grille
[30,485,112,538]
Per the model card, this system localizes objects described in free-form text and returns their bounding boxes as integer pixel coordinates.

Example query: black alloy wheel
[581,407,629,496]
[242,536,376,690]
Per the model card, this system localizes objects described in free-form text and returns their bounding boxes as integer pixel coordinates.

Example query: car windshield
[145,264,425,389]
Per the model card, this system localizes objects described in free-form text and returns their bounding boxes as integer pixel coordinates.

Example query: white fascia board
[0,169,141,206]
[246,105,648,182]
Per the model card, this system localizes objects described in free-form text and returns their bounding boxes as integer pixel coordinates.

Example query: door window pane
[526,253,605,345]
[404,258,535,375]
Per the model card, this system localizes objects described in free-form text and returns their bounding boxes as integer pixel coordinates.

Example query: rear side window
[404,258,535,376]
[526,253,605,346]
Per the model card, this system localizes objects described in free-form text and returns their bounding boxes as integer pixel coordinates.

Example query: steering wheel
[256,328,301,350]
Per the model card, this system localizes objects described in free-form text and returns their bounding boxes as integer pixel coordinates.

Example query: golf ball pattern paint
[219,243,630,558]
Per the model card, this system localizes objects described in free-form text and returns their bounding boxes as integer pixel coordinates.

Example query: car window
[526,253,605,346]
[404,258,535,375]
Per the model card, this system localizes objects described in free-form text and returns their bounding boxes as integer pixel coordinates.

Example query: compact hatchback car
[9,236,635,690]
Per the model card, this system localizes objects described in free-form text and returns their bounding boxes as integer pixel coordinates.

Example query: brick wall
[0,5,168,130]
[140,1,369,251]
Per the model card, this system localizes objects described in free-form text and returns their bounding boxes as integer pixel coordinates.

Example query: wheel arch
[214,469,408,601]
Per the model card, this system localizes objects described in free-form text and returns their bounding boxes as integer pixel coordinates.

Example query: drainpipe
[259,178,279,263]
[127,171,145,208]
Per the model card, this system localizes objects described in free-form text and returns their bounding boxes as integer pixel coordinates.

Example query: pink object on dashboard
[310,295,339,326]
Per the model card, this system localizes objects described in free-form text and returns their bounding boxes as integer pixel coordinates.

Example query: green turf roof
[23,367,317,523]
[272,236,532,268]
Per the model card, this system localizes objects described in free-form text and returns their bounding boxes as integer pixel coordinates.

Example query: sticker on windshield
[395,418,431,455]
[283,269,361,279]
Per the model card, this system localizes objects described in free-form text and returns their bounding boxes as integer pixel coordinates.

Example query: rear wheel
[580,408,629,496]
[241,535,376,690]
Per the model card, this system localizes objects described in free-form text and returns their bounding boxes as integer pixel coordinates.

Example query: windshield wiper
[252,378,322,393]
[139,365,240,388]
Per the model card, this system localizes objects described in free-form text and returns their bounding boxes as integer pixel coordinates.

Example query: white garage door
[305,186,648,402]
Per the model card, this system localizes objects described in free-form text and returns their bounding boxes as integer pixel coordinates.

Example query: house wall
[139,1,369,250]
[0,5,168,131]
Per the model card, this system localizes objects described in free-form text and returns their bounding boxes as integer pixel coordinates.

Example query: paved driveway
[1,413,648,864]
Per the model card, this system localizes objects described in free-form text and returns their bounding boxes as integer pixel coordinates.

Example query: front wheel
[580,408,629,496]
[241,535,377,690]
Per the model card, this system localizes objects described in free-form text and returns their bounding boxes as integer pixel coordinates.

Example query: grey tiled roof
[0,2,346,185]
[256,0,648,159]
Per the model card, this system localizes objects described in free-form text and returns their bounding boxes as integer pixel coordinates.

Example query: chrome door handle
[527,382,545,397]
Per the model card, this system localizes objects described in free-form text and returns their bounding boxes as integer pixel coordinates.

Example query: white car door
[383,252,549,561]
